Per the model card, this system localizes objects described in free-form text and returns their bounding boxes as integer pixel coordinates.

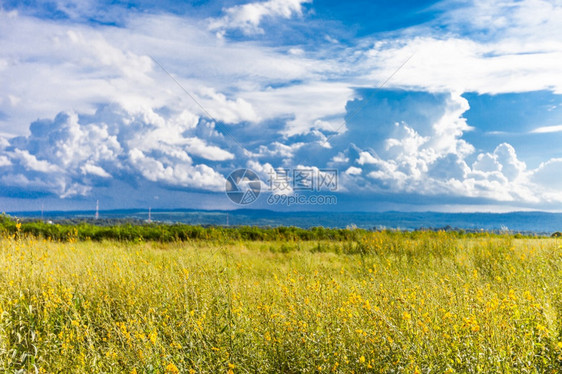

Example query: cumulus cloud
[345,166,362,175]
[3,0,562,210]
[427,154,470,181]
[529,158,562,201]
[80,163,111,178]
[470,144,527,191]
[320,90,553,205]
[12,149,61,173]
[0,9,346,143]
[0,156,10,167]
[209,0,312,35]
[0,105,232,198]
[245,159,290,193]
[1,85,561,209]
[332,91,474,191]
[128,148,225,191]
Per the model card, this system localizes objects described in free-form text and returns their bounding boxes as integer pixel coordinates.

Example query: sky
[1,0,562,212]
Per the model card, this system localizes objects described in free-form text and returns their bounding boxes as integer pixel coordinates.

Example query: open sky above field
[1,0,562,212]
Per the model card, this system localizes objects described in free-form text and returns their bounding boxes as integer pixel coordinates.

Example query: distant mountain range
[7,208,562,234]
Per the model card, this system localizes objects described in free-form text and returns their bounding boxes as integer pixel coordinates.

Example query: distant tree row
[0,215,539,243]
[0,215,365,242]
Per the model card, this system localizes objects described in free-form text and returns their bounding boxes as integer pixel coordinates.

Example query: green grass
[1,231,562,373]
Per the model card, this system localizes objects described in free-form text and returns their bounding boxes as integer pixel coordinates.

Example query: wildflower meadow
[1,225,562,373]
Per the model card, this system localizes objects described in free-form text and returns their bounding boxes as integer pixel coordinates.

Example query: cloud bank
[1,0,562,210]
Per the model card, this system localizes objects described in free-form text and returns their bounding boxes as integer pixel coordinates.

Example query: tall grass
[1,230,562,373]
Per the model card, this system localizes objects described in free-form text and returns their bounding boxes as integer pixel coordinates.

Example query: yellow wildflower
[165,363,179,374]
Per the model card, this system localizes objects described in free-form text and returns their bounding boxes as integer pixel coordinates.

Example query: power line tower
[95,200,99,220]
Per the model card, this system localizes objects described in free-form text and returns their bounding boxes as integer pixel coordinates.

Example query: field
[1,228,562,373]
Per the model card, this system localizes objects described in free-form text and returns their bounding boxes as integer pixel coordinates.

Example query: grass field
[1,229,562,373]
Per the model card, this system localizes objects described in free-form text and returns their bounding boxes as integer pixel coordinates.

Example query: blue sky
[1,0,562,212]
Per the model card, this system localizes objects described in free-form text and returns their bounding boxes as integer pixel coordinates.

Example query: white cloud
[427,154,470,181]
[530,124,562,134]
[0,105,235,197]
[0,9,346,142]
[357,151,379,166]
[80,163,111,178]
[472,143,526,182]
[359,36,562,94]
[530,158,562,198]
[128,148,225,191]
[209,0,312,35]
[341,92,475,193]
[354,0,562,95]
[440,0,562,41]
[0,155,11,167]
[330,152,349,164]
[248,81,354,137]
[246,159,285,192]
[492,143,527,181]
[0,173,70,195]
[327,91,549,204]
[12,149,61,173]
[182,137,234,162]
[472,153,501,174]
[345,166,362,175]
[3,0,562,209]
[255,141,302,159]
[198,88,259,124]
